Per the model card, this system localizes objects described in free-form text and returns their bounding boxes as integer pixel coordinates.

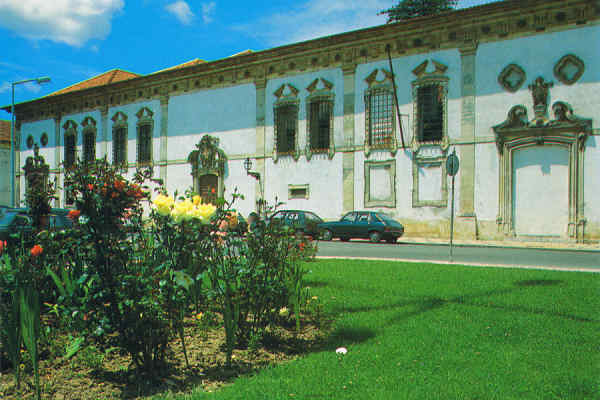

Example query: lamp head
[244,157,252,172]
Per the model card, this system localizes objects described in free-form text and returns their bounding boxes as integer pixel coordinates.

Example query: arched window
[62,120,78,169]
[81,116,97,164]
[136,107,154,165]
[111,112,128,166]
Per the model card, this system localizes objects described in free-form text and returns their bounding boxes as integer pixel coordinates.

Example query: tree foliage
[380,0,458,22]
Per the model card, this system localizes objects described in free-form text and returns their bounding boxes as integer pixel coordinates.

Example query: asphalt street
[316,240,600,271]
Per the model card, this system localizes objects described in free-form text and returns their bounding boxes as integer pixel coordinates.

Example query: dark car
[318,211,404,243]
[0,207,74,242]
[267,210,324,238]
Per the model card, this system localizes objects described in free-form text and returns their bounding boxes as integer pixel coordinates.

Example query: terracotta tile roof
[0,120,11,144]
[48,69,140,96]
[152,58,206,74]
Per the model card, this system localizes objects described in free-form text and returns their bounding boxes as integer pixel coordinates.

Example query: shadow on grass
[514,279,563,287]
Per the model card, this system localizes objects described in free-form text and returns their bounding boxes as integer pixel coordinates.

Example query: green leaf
[65,336,85,359]
[173,270,193,290]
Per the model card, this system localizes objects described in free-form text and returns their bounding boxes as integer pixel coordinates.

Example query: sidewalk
[399,236,600,252]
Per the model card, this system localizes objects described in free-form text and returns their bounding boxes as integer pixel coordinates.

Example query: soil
[0,314,328,399]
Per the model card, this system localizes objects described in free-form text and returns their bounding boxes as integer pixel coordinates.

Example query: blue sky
[0,0,499,121]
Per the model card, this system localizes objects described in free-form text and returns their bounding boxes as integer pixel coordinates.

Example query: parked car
[318,211,404,243]
[267,209,324,238]
[0,207,74,242]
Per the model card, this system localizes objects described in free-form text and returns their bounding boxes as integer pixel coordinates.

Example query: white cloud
[201,2,215,24]
[0,82,10,94]
[165,1,194,25]
[235,0,392,47]
[0,0,124,47]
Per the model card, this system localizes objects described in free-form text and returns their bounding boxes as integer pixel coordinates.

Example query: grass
[158,259,599,400]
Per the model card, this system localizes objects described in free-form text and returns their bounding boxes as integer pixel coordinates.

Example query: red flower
[87,183,94,191]
[114,179,125,191]
[298,242,305,251]
[211,188,216,194]
[111,192,119,199]
[67,209,81,220]
[0,240,7,255]
[30,244,43,257]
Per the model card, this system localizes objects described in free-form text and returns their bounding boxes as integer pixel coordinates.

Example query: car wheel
[322,229,333,241]
[369,231,381,243]
[340,236,350,242]
[386,237,397,244]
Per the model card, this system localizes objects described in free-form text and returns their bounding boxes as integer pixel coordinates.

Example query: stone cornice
[6,0,598,123]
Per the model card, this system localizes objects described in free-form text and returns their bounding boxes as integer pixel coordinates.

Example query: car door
[354,212,371,238]
[335,212,357,237]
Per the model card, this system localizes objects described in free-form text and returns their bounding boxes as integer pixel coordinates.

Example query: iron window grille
[113,127,127,166]
[417,84,444,142]
[308,98,332,152]
[275,103,298,155]
[365,87,395,148]
[137,124,152,164]
[83,130,96,164]
[64,133,76,169]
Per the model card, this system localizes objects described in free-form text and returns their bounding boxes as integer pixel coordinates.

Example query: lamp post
[10,76,51,207]
[244,157,264,215]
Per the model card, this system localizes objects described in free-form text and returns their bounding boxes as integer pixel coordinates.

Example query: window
[366,87,395,147]
[288,184,309,200]
[83,130,96,164]
[64,133,76,169]
[137,124,152,164]
[275,103,298,154]
[417,84,444,142]
[308,99,332,151]
[113,127,127,166]
[136,107,154,165]
[341,212,356,223]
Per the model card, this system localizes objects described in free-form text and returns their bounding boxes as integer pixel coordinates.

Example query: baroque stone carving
[528,76,553,121]
[498,63,526,92]
[554,54,584,85]
[187,135,226,176]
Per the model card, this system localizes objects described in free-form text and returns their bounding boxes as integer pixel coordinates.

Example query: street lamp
[10,76,51,207]
[244,157,264,215]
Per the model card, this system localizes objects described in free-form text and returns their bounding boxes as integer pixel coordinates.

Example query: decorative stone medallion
[498,64,526,92]
[553,54,584,85]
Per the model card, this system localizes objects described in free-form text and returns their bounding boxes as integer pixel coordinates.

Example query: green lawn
[164,259,599,400]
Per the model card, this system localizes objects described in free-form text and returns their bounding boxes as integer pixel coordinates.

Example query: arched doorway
[187,135,227,203]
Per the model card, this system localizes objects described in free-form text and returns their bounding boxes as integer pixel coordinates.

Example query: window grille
[64,133,76,169]
[417,84,444,142]
[275,104,297,154]
[366,88,394,147]
[309,99,332,152]
[83,131,96,164]
[113,127,127,166]
[137,124,152,164]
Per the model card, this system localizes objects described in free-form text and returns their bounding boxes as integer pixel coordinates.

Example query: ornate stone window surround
[410,60,450,153]
[553,54,584,85]
[493,103,591,241]
[364,69,397,157]
[498,63,526,93]
[187,135,227,199]
[81,116,97,164]
[135,107,154,166]
[288,184,309,200]
[62,120,78,170]
[364,160,396,208]
[411,148,448,208]
[305,78,335,160]
[111,111,128,167]
[273,83,300,163]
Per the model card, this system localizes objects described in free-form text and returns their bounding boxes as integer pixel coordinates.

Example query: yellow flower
[279,307,290,318]
[171,199,195,222]
[196,312,204,321]
[193,195,202,206]
[152,194,174,216]
[196,203,217,224]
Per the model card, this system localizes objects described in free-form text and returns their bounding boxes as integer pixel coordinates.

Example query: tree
[380,0,458,22]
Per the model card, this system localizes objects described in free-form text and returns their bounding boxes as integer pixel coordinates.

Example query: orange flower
[67,209,81,220]
[114,179,125,191]
[211,188,216,194]
[298,242,305,251]
[87,183,94,191]
[0,240,7,254]
[111,192,119,199]
[30,244,43,257]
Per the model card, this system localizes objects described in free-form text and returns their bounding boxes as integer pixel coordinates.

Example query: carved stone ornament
[23,143,50,208]
[187,135,227,177]
[498,63,526,92]
[274,83,299,99]
[528,76,553,122]
[553,54,584,85]
[411,60,447,79]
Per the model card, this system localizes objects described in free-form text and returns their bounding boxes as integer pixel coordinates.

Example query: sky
[0,0,500,121]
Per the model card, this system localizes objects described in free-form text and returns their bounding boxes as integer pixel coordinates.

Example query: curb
[397,239,600,253]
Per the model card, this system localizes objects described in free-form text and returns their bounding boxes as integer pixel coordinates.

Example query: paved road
[316,240,600,271]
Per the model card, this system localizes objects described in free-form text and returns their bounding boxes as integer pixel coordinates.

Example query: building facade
[0,120,11,206]
[4,0,599,242]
